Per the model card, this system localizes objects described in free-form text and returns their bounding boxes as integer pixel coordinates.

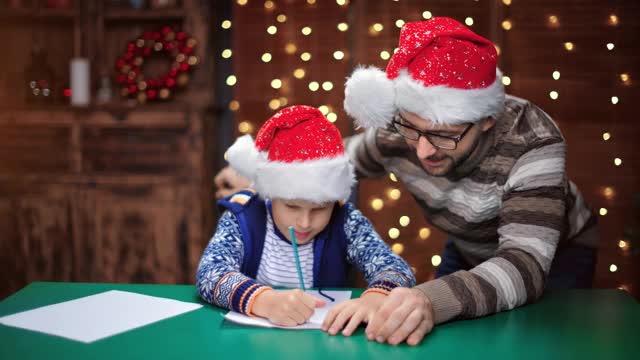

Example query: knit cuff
[362,288,390,297]
[246,286,273,317]
[415,278,463,324]
[368,279,401,292]
[230,279,269,315]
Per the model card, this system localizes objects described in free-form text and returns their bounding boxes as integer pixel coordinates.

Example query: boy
[196,105,415,328]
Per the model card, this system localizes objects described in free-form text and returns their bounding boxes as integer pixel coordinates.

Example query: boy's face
[271,199,334,244]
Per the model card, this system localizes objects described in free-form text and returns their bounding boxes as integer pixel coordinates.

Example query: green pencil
[288,226,306,291]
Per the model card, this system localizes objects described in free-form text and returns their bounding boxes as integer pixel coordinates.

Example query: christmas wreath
[116,26,199,103]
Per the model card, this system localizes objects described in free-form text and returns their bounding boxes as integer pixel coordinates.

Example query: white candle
[70,57,90,106]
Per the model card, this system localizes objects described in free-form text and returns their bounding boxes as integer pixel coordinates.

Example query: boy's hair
[226,105,355,204]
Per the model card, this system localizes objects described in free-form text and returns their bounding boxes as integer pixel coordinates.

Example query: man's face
[398,111,495,177]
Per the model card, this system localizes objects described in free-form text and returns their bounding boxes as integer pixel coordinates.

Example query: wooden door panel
[0,196,23,299]
[77,182,182,284]
[16,188,73,283]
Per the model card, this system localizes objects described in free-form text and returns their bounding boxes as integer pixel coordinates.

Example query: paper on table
[0,290,202,343]
[224,290,352,329]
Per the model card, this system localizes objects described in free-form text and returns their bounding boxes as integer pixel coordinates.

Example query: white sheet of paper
[0,290,202,343]
[224,290,352,329]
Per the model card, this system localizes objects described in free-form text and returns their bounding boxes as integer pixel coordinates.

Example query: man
[215,17,598,346]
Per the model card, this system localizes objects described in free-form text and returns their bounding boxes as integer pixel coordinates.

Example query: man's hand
[214,166,251,199]
[251,289,326,327]
[365,287,434,346]
[321,291,387,336]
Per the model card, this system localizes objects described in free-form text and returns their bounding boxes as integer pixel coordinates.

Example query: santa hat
[226,105,355,203]
[344,17,505,128]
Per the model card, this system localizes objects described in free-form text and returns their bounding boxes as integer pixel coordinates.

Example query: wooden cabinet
[0,1,215,299]
[0,108,214,298]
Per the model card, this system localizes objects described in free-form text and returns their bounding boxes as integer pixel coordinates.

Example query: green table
[0,282,637,359]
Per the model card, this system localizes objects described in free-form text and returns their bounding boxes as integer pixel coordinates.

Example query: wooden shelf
[36,7,79,18]
[0,102,194,113]
[86,102,197,119]
[0,7,33,18]
[0,104,77,112]
[104,8,185,21]
[0,6,79,21]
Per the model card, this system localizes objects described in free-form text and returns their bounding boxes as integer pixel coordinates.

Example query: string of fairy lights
[223,0,346,133]
[219,0,634,290]
[498,3,631,288]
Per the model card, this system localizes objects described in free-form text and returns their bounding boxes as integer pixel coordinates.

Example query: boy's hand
[251,289,326,327]
[321,291,387,336]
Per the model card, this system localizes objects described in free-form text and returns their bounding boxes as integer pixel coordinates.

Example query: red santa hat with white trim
[226,105,355,203]
[344,17,505,128]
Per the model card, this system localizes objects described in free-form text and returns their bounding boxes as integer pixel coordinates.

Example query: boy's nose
[416,135,437,159]
[297,213,311,229]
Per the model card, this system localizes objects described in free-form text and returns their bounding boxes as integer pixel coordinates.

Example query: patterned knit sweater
[344,95,596,324]
[196,200,415,315]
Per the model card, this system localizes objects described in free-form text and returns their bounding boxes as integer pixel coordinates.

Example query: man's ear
[481,117,496,132]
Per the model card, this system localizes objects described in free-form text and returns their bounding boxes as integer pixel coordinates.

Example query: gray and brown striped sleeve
[344,129,388,178]
[417,137,567,324]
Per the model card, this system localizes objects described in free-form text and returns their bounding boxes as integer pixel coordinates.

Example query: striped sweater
[255,203,315,288]
[344,95,596,324]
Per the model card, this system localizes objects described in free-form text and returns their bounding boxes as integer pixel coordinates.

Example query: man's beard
[420,134,482,177]
[420,155,452,177]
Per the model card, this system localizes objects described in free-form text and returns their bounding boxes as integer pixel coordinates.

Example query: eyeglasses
[392,115,474,150]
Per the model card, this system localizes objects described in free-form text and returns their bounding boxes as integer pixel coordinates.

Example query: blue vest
[217,190,351,288]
